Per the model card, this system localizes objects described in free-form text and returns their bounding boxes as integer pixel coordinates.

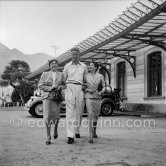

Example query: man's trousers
[65,84,85,138]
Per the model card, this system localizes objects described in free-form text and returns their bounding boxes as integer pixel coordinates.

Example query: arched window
[117,61,126,98]
[148,51,161,97]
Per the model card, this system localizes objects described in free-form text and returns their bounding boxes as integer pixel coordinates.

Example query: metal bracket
[90,49,136,77]
[112,53,136,78]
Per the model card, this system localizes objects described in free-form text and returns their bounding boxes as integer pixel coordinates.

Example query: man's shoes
[67,137,74,144]
[53,135,58,139]
[46,136,51,145]
[75,133,81,138]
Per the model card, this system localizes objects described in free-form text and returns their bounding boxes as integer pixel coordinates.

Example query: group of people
[38,47,105,145]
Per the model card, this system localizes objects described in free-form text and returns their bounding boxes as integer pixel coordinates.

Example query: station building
[26,0,166,114]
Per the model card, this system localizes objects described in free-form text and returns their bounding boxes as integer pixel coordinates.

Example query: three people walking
[38,48,105,145]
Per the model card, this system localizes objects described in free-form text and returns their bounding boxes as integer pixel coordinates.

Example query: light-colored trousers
[65,84,85,138]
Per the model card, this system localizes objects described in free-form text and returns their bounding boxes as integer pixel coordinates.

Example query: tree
[11,81,35,103]
[0,60,32,105]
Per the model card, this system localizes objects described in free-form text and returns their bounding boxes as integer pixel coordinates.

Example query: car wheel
[31,102,43,118]
[29,109,35,116]
[101,102,114,116]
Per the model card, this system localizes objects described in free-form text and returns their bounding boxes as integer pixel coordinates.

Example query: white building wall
[108,46,166,114]
[126,47,145,103]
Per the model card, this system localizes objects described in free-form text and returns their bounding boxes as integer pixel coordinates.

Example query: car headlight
[26,99,33,107]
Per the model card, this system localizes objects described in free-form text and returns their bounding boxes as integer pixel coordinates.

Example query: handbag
[47,89,63,103]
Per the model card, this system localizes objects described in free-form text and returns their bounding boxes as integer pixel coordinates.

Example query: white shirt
[63,61,88,84]
[51,71,57,85]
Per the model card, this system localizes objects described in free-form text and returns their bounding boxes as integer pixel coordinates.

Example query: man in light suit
[63,48,88,144]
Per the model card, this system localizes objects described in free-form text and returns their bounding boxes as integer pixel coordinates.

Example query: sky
[0,0,137,57]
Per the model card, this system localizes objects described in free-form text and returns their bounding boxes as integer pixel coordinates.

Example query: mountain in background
[0,42,52,74]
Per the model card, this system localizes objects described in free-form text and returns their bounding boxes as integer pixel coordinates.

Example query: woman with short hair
[38,59,63,145]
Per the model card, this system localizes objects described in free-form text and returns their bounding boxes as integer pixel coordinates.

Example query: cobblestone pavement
[0,108,166,166]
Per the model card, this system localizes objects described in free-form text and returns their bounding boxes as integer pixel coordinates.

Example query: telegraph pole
[51,45,59,58]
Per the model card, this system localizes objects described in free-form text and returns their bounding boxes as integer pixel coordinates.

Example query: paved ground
[0,107,166,166]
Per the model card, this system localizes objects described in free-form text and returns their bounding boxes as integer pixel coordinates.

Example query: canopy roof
[26,0,166,80]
